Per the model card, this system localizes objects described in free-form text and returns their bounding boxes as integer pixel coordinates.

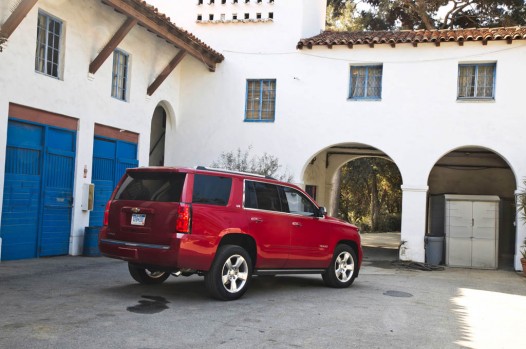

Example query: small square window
[244,13,250,19]
[197,14,203,20]
[209,14,214,20]
[269,12,274,19]
[245,79,277,122]
[220,13,226,20]
[349,65,383,100]
[256,13,262,19]
[198,0,203,4]
[233,0,238,3]
[232,13,238,20]
[209,0,215,4]
[222,0,227,4]
[245,0,250,3]
[257,0,262,3]
[457,63,496,99]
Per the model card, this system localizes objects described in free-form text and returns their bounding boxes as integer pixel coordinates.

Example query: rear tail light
[176,203,191,233]
[103,200,111,226]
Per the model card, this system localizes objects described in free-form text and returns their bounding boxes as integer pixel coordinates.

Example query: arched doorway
[302,143,403,262]
[427,146,517,269]
[149,105,167,166]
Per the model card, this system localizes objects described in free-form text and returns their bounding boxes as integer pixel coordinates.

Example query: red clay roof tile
[297,27,526,49]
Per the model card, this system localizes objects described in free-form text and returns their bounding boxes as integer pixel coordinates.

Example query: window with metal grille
[458,63,496,99]
[349,65,383,100]
[111,50,129,101]
[245,79,276,122]
[35,12,62,78]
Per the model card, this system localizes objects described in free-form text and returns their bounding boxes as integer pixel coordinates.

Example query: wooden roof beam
[0,0,39,40]
[101,0,219,71]
[89,17,137,74]
[147,50,187,96]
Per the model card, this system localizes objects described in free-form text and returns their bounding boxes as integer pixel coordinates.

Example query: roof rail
[196,166,276,180]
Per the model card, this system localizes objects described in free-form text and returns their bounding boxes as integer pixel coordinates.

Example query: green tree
[339,158,402,232]
[211,146,293,182]
[327,0,526,30]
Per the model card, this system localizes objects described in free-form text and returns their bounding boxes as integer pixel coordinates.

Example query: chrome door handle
[292,222,302,227]
[251,217,263,223]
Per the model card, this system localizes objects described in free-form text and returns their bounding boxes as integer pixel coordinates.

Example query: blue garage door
[1,119,76,260]
[89,137,138,226]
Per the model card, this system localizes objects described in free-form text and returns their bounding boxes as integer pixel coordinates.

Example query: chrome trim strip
[254,269,325,275]
[101,239,170,250]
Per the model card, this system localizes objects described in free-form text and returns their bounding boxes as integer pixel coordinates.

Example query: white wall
[168,12,526,266]
[0,0,204,256]
[3,0,526,268]
[165,0,326,51]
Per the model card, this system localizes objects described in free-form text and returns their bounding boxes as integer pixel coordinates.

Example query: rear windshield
[192,174,232,206]
[115,172,186,202]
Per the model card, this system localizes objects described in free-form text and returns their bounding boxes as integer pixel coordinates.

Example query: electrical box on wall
[81,183,95,211]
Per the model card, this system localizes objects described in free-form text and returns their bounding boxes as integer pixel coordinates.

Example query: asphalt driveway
[1,250,525,348]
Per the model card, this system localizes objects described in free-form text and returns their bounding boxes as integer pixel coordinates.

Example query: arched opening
[149,105,167,166]
[302,143,403,263]
[427,146,517,269]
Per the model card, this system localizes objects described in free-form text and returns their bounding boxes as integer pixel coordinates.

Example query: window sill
[244,119,275,123]
[111,96,129,103]
[347,98,382,102]
[456,98,495,103]
[35,70,62,81]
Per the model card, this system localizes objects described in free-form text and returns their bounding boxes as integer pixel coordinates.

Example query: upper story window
[35,12,62,78]
[111,50,129,101]
[349,65,383,100]
[245,79,276,122]
[458,63,496,100]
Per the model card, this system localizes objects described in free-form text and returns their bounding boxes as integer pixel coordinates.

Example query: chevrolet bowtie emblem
[131,207,140,213]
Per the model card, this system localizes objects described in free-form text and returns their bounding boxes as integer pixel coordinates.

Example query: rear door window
[115,172,186,202]
[245,181,283,212]
[192,174,232,206]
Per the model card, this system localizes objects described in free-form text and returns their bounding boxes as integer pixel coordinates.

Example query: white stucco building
[1,0,526,271]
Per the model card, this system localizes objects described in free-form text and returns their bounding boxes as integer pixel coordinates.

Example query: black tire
[322,244,358,288]
[205,245,253,301]
[128,263,170,285]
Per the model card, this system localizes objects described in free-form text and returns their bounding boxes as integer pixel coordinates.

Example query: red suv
[99,166,362,300]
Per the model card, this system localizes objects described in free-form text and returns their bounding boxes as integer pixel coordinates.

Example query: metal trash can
[425,236,444,265]
[83,226,102,257]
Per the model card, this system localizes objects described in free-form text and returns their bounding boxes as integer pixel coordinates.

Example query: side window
[282,186,317,217]
[193,174,232,206]
[244,181,282,212]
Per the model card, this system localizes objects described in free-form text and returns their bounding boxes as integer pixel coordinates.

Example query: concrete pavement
[1,241,526,348]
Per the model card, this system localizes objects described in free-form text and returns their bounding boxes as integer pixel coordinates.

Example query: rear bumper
[98,227,217,271]
[99,237,180,268]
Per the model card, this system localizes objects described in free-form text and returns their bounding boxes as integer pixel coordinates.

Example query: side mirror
[318,207,327,217]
